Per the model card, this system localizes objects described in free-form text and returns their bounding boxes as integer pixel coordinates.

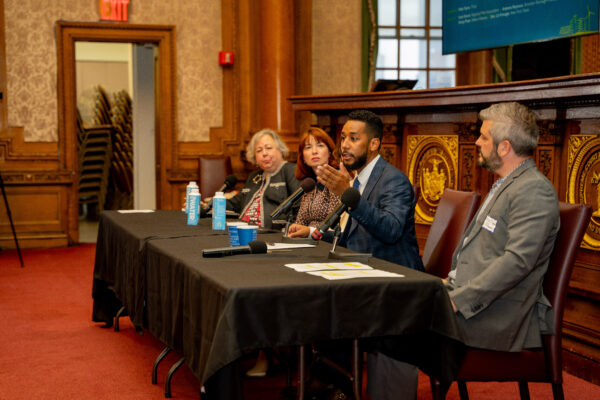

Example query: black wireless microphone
[311,187,361,240]
[204,175,238,211]
[216,174,238,194]
[202,240,268,258]
[270,178,316,219]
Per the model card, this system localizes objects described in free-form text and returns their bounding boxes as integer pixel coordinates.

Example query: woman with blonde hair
[227,128,300,228]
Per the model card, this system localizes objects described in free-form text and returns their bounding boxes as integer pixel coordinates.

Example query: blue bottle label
[212,197,226,230]
[187,193,200,225]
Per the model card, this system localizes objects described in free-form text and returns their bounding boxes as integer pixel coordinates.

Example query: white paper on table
[284,261,372,272]
[268,242,316,250]
[117,210,155,213]
[306,269,405,280]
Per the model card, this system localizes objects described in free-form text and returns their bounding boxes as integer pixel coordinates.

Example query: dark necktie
[343,178,361,235]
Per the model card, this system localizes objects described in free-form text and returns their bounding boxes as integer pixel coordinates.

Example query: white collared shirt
[352,154,380,194]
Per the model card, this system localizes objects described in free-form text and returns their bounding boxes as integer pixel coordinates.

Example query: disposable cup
[227,222,247,247]
[237,225,258,246]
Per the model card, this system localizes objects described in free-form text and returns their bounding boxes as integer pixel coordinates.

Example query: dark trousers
[204,361,244,400]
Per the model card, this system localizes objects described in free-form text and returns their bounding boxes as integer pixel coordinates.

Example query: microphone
[270,178,316,219]
[311,187,361,240]
[216,174,238,194]
[204,175,238,210]
[202,240,268,258]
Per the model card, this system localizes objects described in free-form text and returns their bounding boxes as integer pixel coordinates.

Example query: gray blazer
[447,158,559,352]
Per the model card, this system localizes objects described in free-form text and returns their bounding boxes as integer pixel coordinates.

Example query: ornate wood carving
[567,134,600,251]
[406,135,458,224]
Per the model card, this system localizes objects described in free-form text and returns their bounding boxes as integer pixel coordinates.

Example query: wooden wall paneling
[582,34,600,74]
[0,181,69,249]
[456,49,493,86]
[290,73,600,383]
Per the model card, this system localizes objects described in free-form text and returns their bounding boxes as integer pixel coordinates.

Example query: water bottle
[187,188,200,225]
[212,191,226,230]
[185,181,198,214]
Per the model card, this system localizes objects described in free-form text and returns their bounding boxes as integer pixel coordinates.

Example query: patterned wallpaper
[312,0,362,95]
[5,0,222,142]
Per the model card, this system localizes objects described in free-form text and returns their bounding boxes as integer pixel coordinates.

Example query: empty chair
[422,189,481,278]
[197,156,233,197]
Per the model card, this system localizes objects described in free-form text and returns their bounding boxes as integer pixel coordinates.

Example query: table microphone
[270,178,316,219]
[216,174,238,194]
[202,240,268,258]
[203,175,238,211]
[311,187,361,240]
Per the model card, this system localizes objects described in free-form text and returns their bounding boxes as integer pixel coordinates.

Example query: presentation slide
[443,0,599,54]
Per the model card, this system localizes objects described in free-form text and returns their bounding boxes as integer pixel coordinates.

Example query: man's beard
[477,147,503,172]
[343,150,368,171]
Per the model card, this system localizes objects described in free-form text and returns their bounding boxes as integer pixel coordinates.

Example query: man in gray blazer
[371,102,559,400]
[445,101,559,351]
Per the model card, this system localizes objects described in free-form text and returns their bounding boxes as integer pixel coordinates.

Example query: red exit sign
[99,0,130,22]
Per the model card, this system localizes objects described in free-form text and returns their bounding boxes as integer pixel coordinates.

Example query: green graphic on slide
[559,6,597,36]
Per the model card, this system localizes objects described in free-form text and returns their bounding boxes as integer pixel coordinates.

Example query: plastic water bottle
[212,191,226,230]
[187,189,200,225]
[185,181,198,214]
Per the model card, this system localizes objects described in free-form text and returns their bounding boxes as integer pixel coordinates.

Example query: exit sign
[99,0,130,22]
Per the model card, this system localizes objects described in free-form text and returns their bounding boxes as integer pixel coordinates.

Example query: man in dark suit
[315,110,423,399]
[316,109,423,271]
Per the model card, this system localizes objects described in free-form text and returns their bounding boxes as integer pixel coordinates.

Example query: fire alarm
[219,51,234,66]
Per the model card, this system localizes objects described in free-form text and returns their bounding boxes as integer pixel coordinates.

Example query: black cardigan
[227,162,300,228]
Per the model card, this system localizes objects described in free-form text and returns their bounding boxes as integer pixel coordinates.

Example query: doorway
[56,22,177,244]
[75,41,157,241]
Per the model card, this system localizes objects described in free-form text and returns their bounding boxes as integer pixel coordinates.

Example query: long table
[92,211,466,393]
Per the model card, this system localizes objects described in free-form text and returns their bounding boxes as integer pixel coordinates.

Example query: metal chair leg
[551,383,565,400]
[458,381,469,400]
[351,339,361,400]
[518,381,531,400]
[114,306,126,332]
[297,345,305,400]
[165,357,185,398]
[152,347,171,384]
[429,376,443,400]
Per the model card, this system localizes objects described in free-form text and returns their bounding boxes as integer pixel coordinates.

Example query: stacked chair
[79,86,134,212]
[109,89,134,209]
[77,110,112,216]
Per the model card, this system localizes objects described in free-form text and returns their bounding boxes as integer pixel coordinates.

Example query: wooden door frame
[56,21,176,243]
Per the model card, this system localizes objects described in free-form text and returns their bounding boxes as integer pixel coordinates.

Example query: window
[375,0,455,90]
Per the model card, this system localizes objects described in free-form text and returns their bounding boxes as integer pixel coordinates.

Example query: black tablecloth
[92,210,466,393]
[92,211,225,328]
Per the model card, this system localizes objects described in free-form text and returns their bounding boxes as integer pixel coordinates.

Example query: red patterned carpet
[1,244,599,399]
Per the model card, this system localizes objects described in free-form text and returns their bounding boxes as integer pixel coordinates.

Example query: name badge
[482,216,497,233]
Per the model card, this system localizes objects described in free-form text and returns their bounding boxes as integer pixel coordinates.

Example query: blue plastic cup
[227,222,247,247]
[237,225,258,246]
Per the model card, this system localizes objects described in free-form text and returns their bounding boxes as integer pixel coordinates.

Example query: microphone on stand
[216,174,238,194]
[311,187,361,241]
[204,175,238,210]
[202,240,268,258]
[270,178,316,219]
[330,224,342,252]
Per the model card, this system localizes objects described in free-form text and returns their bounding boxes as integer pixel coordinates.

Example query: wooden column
[259,0,295,134]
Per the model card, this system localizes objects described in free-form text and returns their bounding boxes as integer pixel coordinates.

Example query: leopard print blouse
[294,185,341,228]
